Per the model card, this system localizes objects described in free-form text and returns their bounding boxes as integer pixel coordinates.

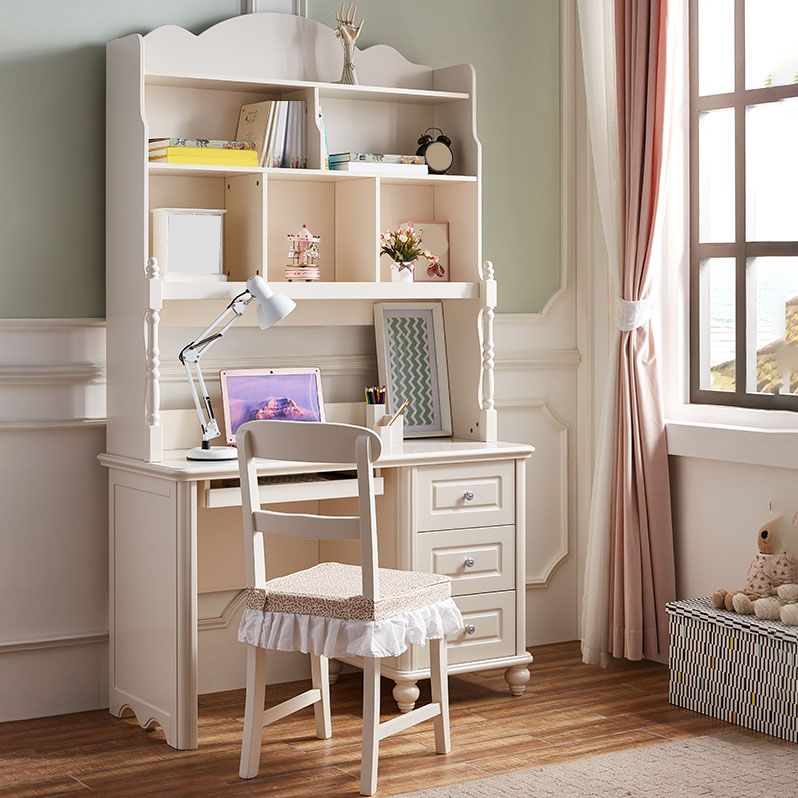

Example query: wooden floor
[0,642,730,797]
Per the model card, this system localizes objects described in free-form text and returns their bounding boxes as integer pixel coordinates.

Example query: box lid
[667,596,798,644]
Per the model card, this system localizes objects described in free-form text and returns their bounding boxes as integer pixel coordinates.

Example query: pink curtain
[608,0,675,660]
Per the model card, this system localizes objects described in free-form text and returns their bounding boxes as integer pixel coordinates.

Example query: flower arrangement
[379,224,440,274]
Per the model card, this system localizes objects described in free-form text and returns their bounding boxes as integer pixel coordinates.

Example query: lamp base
[186,445,238,461]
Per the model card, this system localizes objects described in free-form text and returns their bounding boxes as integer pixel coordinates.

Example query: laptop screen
[219,368,325,444]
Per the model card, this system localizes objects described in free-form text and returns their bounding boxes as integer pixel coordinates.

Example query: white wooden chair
[236,420,463,796]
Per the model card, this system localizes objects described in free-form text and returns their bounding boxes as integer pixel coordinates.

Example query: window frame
[689,0,798,411]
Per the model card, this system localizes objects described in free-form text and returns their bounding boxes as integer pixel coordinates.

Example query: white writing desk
[99,438,533,750]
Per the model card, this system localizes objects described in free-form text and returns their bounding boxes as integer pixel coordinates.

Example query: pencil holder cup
[379,414,404,448]
[365,404,387,431]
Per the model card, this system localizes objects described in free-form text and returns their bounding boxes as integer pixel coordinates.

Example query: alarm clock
[416,127,453,174]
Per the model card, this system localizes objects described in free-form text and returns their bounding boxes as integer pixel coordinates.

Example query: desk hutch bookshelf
[103,13,533,749]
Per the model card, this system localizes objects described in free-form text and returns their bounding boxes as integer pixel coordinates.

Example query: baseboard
[0,641,109,722]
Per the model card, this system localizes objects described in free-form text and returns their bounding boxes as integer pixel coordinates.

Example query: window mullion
[734,0,747,401]
[689,0,701,403]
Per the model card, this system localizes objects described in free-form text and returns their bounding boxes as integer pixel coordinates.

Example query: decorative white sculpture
[335,3,364,85]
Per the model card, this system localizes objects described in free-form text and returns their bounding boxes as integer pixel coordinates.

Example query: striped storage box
[667,597,798,742]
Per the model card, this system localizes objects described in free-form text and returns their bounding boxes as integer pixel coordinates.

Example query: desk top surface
[99,438,534,481]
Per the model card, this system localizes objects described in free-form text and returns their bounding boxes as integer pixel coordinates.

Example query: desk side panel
[109,469,181,744]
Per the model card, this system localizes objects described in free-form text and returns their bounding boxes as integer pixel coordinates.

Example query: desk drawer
[201,476,383,508]
[416,525,515,596]
[417,590,516,668]
[415,461,514,531]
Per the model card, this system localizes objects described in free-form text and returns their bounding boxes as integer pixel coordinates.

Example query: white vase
[392,262,415,283]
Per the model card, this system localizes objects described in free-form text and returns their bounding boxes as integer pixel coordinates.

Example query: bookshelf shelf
[147,163,477,185]
[147,163,266,178]
[144,72,470,105]
[161,280,480,302]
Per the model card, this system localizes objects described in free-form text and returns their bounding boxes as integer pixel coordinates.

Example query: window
[690,0,798,410]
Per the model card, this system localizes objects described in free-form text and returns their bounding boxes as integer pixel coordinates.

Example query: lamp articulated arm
[177,275,295,461]
[178,289,253,450]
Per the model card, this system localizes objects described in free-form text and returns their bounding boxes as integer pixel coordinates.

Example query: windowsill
[666,404,798,469]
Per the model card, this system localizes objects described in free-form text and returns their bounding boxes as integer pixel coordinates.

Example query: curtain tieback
[616,296,653,331]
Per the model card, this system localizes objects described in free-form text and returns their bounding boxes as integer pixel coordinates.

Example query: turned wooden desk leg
[392,680,420,713]
[504,665,531,697]
[328,659,344,684]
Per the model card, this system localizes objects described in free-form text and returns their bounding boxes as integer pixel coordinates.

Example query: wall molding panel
[0,631,109,655]
[0,319,107,426]
[496,398,570,589]
[495,349,581,372]
[158,353,375,383]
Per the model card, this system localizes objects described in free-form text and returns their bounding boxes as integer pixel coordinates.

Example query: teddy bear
[753,583,798,625]
[712,517,795,613]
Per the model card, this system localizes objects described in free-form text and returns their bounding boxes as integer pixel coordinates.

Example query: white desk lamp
[178,276,296,461]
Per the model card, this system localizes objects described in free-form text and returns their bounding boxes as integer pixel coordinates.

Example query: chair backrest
[236,420,384,600]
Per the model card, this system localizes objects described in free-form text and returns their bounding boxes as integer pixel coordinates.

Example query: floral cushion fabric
[244,562,451,621]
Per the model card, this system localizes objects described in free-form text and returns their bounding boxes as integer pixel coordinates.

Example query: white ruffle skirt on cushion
[238,598,464,658]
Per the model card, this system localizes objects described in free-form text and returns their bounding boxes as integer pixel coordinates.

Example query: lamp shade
[245,276,296,329]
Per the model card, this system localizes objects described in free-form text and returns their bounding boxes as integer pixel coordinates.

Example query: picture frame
[374,303,452,437]
[219,367,325,445]
[403,220,449,282]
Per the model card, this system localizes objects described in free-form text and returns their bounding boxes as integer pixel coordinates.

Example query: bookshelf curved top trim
[137,12,451,91]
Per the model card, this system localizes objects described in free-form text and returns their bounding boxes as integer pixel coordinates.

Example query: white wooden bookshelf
[106,11,493,464]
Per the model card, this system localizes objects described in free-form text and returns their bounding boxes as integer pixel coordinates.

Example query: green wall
[0,0,559,317]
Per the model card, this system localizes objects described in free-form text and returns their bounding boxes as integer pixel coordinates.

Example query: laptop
[219,367,325,446]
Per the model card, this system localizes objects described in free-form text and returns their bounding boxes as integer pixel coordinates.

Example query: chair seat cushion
[244,562,451,621]
[239,596,463,658]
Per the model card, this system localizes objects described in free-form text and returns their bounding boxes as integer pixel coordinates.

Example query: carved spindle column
[480,261,498,441]
[144,257,162,429]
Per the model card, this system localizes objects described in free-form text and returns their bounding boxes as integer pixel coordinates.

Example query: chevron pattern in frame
[375,303,452,437]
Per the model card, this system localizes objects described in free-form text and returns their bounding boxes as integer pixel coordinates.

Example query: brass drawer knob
[465,624,477,635]
[464,557,476,568]
[463,490,475,501]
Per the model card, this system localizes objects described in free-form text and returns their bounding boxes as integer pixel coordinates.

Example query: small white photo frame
[403,220,449,282]
[375,303,452,438]
[151,208,227,282]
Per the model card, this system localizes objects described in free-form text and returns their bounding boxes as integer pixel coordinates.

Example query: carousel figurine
[285,224,321,282]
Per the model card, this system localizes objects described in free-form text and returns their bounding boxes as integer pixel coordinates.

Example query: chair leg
[429,638,451,754]
[310,654,332,740]
[239,645,268,779]
[360,657,381,797]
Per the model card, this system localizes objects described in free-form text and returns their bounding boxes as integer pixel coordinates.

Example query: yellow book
[149,152,260,166]
[149,146,257,160]
[150,148,258,161]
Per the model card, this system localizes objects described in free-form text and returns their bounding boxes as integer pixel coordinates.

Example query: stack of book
[148,138,258,166]
[328,153,428,176]
[236,100,307,169]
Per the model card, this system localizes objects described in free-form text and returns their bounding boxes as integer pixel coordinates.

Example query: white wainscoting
[0,320,109,721]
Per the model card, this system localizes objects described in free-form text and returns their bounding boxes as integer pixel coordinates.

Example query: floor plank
[0,642,742,796]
